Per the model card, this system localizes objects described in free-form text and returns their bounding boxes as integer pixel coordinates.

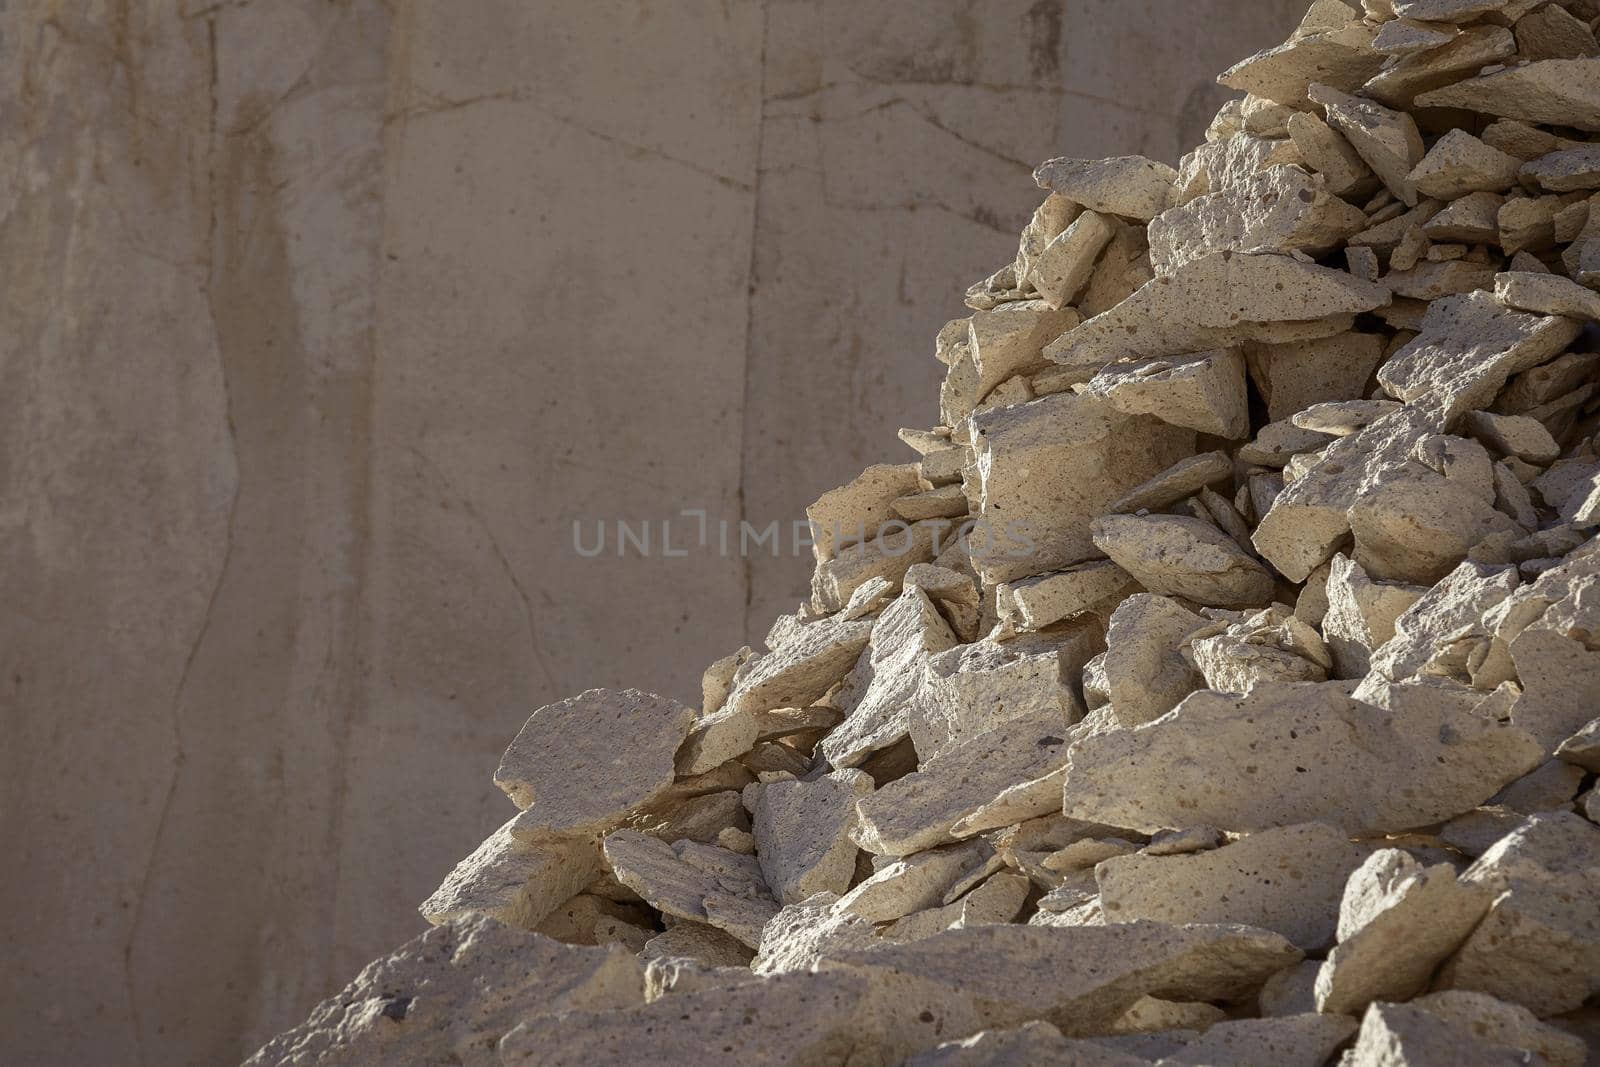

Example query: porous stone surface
[253,9,1600,1065]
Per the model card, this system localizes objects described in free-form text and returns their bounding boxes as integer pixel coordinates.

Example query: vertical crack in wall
[121,14,241,1067]
[737,0,772,647]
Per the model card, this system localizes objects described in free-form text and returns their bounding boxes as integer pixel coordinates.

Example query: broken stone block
[1555,717,1600,772]
[1440,811,1600,1015]
[807,463,925,563]
[1047,251,1390,369]
[1495,269,1600,321]
[1246,332,1387,423]
[603,830,779,948]
[640,921,754,969]
[1188,605,1333,691]
[1310,82,1425,205]
[1062,682,1543,835]
[855,708,1074,856]
[1522,144,1600,194]
[1101,593,1206,727]
[1090,513,1275,608]
[1516,3,1600,61]
[821,587,958,769]
[1364,24,1518,110]
[246,919,644,1067]
[1034,156,1177,221]
[880,872,1031,944]
[1374,17,1459,56]
[1464,407,1564,464]
[1490,759,1586,814]
[965,392,1194,585]
[1097,822,1368,951]
[1393,0,1514,23]
[1416,58,1600,133]
[1408,129,1522,200]
[1027,210,1116,310]
[1219,18,1386,106]
[995,560,1137,633]
[1347,999,1557,1066]
[908,626,1093,759]
[749,893,878,976]
[1314,849,1493,1015]
[493,689,695,839]
[1147,166,1367,275]
[826,921,1299,1037]
[1408,991,1589,1067]
[1161,1013,1359,1067]
[1083,349,1250,439]
[1324,553,1428,677]
[906,1021,1148,1067]
[745,769,871,905]
[835,841,993,924]
[1289,111,1377,197]
[421,818,602,931]
[968,300,1081,401]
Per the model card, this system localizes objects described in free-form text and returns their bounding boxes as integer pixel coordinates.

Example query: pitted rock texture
[254,5,1600,1064]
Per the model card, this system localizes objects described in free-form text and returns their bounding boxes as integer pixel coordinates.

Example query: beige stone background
[0,1,1304,1063]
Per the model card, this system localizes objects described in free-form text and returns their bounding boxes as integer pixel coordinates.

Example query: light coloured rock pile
[252,2,1600,1063]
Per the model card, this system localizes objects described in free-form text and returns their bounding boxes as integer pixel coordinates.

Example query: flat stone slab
[421,817,602,931]
[493,688,695,837]
[746,769,872,905]
[1061,682,1544,836]
[603,830,778,948]
[1097,822,1369,951]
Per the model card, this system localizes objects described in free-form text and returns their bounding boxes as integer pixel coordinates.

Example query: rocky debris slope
[252,2,1600,1064]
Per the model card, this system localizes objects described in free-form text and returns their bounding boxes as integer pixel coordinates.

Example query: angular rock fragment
[495,689,695,837]
[965,392,1193,585]
[1314,849,1492,1015]
[1310,82,1425,205]
[1161,1013,1358,1066]
[1062,682,1543,835]
[745,770,871,905]
[1082,348,1249,439]
[1047,251,1390,369]
[1090,513,1274,608]
[1097,822,1368,952]
[1408,130,1521,201]
[1417,58,1600,133]
[603,830,779,947]
[1246,331,1387,423]
[1440,812,1600,1015]
[246,919,644,1067]
[1219,16,1385,106]
[421,818,602,931]
[750,893,878,976]
[996,559,1137,632]
[1027,210,1116,310]
[1101,593,1206,727]
[1034,156,1177,221]
[825,922,1300,1036]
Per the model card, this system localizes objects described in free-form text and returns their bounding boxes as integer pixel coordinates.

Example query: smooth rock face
[1097,822,1368,951]
[1061,683,1544,835]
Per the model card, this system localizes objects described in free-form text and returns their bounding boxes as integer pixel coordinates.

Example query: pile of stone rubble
[252,1,1600,1063]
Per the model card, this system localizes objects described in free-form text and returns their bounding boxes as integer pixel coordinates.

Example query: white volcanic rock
[1246,331,1387,423]
[1046,251,1390,369]
[1314,849,1493,1015]
[1310,82,1425,205]
[1440,812,1600,1016]
[1061,682,1543,835]
[494,689,695,837]
[1346,999,1557,1066]
[1417,59,1600,133]
[1323,553,1427,677]
[246,919,644,1067]
[745,770,871,905]
[821,587,958,768]
[603,830,779,948]
[965,392,1193,585]
[1096,822,1368,951]
[1090,513,1274,608]
[1147,166,1366,275]
[1034,156,1177,221]
[683,615,873,774]
[1219,16,1385,106]
[996,560,1137,632]
[1162,1013,1359,1066]
[1405,991,1589,1067]
[750,893,878,976]
[825,921,1300,1036]
[1101,593,1206,727]
[421,818,602,931]
[907,1021,1149,1066]
[835,840,994,924]
[1082,348,1250,439]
